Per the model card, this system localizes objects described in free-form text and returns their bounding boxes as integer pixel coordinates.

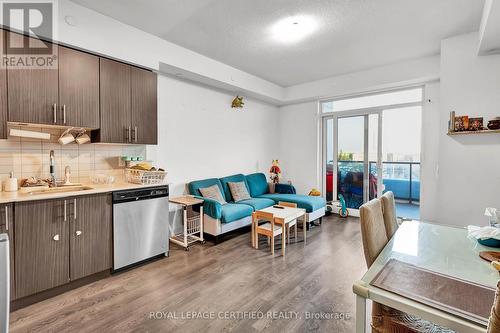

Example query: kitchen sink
[26,186,94,195]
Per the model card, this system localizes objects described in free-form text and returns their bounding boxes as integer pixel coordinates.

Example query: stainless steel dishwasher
[113,186,169,271]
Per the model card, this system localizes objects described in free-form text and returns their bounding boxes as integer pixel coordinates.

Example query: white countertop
[0,182,168,204]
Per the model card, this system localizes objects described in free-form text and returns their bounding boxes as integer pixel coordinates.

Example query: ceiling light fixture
[271,15,318,44]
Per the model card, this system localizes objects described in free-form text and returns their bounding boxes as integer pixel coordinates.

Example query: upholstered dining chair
[381,191,399,239]
[487,281,500,333]
[360,198,455,333]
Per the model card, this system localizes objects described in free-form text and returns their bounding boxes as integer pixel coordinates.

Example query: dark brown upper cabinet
[99,59,157,144]
[0,30,7,139]
[58,46,100,129]
[131,67,158,144]
[6,31,59,125]
[99,58,132,143]
[5,30,100,128]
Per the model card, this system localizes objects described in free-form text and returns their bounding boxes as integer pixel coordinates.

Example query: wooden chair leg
[255,234,259,249]
[270,235,274,255]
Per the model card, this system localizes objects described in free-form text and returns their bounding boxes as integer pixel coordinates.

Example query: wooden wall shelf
[447,129,500,136]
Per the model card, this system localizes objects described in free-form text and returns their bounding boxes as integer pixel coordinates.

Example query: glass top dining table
[352,221,499,333]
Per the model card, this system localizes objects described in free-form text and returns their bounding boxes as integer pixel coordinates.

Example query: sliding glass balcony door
[322,87,423,216]
[324,112,382,210]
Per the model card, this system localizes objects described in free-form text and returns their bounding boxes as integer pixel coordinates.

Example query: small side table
[169,196,205,251]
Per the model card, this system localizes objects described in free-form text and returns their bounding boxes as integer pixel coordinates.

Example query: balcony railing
[326,161,420,204]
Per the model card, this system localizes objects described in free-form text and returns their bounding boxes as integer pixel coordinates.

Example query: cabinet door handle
[53,103,57,123]
[74,198,77,221]
[53,234,60,241]
[4,206,8,231]
[134,126,138,143]
[76,230,82,236]
[64,200,67,222]
[62,105,67,124]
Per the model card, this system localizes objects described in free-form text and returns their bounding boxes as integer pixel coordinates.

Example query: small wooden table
[252,205,306,255]
[169,196,204,251]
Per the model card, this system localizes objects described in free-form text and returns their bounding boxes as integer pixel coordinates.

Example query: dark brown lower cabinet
[70,193,112,280]
[14,194,112,299]
[15,199,69,299]
[0,204,14,299]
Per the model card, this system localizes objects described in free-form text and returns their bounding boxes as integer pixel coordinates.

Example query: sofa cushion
[228,181,251,202]
[238,198,275,211]
[189,178,226,201]
[257,194,326,213]
[219,174,250,202]
[221,203,253,224]
[199,184,227,204]
[245,173,269,197]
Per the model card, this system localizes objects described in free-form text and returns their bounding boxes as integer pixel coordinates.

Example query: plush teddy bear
[269,159,282,184]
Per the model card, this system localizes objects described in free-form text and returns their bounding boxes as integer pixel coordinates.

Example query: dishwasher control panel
[113,185,169,203]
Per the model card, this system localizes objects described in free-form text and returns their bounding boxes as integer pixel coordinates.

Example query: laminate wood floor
[10,215,366,333]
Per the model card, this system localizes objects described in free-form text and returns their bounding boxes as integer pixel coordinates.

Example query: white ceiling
[71,0,485,87]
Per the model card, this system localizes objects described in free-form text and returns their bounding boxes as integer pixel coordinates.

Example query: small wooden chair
[278,201,298,243]
[253,211,282,255]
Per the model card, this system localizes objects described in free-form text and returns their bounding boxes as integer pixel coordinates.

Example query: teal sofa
[188,173,326,243]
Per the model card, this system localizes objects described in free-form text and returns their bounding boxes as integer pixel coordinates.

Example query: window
[322,88,423,113]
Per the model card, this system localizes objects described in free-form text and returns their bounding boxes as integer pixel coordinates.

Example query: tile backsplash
[0,126,146,184]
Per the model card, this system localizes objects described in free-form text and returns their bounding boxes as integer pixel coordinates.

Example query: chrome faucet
[49,150,56,187]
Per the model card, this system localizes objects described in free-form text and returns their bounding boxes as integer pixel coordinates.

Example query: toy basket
[125,168,167,185]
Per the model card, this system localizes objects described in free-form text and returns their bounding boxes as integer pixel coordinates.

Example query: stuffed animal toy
[269,160,282,184]
[308,188,321,196]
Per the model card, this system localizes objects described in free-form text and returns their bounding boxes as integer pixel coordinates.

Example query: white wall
[419,82,441,222]
[277,102,321,195]
[148,76,279,231]
[436,33,500,227]
[284,56,440,104]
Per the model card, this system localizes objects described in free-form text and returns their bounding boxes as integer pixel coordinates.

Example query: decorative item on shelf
[468,117,483,131]
[269,159,282,184]
[487,117,500,130]
[231,95,244,108]
[454,115,469,132]
[448,111,455,132]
